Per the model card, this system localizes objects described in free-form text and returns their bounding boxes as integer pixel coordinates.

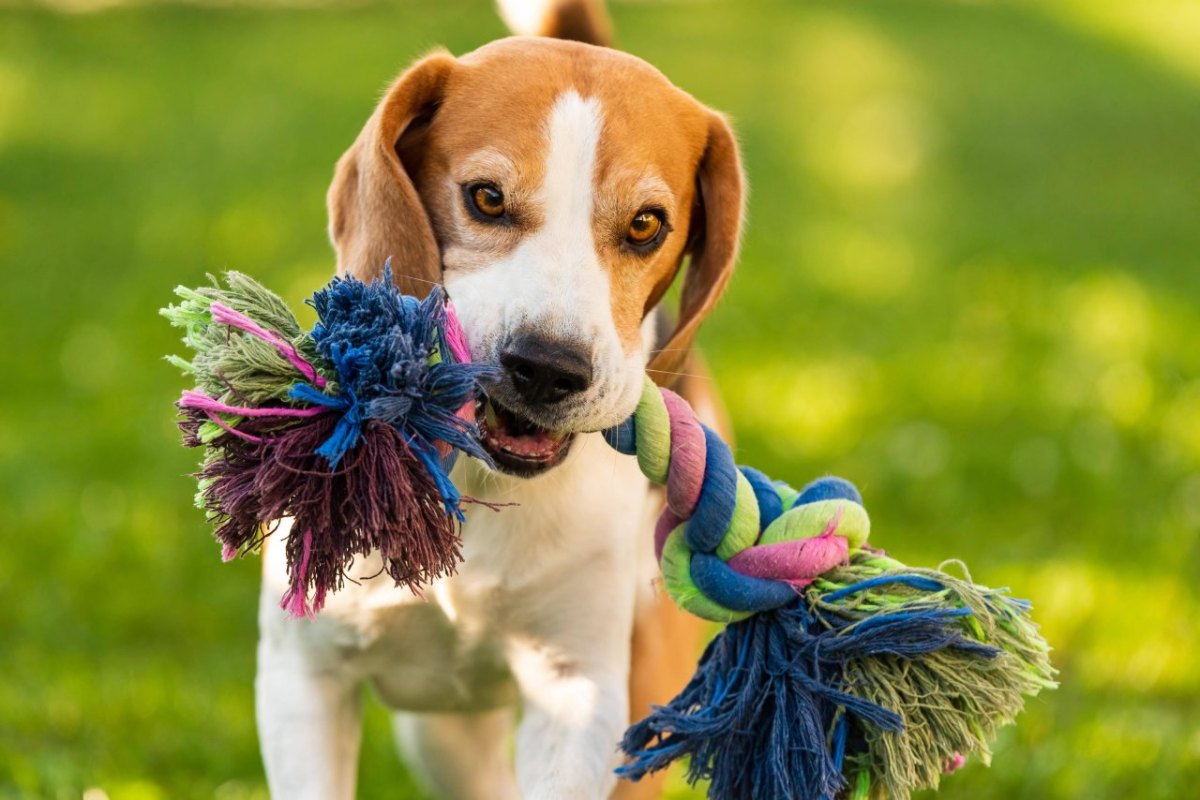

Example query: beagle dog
[255,1,744,797]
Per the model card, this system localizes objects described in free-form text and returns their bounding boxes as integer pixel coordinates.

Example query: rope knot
[609,377,872,622]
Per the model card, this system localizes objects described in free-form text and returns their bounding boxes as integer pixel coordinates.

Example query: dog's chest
[260,433,652,713]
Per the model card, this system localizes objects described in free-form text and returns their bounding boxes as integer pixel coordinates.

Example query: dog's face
[328,38,743,477]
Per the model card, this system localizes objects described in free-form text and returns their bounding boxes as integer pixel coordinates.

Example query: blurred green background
[2,0,1198,798]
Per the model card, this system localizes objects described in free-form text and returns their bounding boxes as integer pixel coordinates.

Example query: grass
[1,1,1198,798]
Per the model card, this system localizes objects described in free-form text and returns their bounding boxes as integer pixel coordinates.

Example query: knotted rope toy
[606,382,1056,798]
[164,269,1055,800]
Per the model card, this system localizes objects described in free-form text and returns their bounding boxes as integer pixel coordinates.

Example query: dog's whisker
[645,368,711,380]
[392,272,441,288]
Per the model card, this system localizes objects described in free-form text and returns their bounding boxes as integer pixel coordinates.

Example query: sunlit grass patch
[1042,0,1200,84]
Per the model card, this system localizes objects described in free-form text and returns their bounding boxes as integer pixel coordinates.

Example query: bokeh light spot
[1066,273,1153,359]
[1099,360,1154,425]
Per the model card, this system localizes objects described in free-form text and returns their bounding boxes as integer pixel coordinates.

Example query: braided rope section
[604,376,869,622]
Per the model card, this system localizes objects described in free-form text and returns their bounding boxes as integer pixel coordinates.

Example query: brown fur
[539,0,614,47]
[327,51,456,295]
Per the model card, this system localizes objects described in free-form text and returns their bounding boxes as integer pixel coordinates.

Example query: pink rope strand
[442,302,472,363]
[180,390,330,418]
[279,528,314,618]
[203,410,266,443]
[209,302,327,388]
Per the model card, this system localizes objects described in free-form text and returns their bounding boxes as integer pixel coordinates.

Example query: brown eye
[469,183,505,218]
[626,210,663,246]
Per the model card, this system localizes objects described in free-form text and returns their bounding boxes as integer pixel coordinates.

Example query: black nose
[500,335,593,406]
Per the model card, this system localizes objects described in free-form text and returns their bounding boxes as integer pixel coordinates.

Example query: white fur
[495,0,557,37]
[256,91,661,799]
[258,442,656,799]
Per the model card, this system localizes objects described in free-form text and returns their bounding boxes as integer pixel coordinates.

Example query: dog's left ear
[327,51,457,296]
[648,111,745,380]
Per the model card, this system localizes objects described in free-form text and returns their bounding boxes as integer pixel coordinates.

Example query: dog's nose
[500,335,593,405]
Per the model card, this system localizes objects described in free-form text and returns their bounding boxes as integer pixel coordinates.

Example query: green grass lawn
[1,1,1198,798]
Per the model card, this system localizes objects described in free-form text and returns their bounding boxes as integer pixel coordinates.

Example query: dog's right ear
[327,51,457,296]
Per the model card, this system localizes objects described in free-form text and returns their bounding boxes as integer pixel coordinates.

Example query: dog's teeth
[483,400,499,428]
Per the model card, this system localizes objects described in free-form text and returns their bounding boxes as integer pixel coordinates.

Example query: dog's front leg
[507,553,636,800]
[510,641,630,799]
[256,615,363,800]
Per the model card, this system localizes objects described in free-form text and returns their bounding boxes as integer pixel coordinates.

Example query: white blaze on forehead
[541,91,603,245]
[503,89,612,341]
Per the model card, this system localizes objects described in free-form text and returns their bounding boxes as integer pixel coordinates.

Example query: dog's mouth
[476,396,574,477]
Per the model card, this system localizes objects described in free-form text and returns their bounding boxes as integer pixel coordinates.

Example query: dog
[255,1,744,797]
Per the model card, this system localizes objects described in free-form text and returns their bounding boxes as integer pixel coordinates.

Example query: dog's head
[328,38,743,476]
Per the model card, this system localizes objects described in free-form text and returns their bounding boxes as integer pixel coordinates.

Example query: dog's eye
[626,210,664,246]
[467,183,506,219]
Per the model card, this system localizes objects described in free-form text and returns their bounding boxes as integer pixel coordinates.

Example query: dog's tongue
[482,400,567,459]
[487,427,564,458]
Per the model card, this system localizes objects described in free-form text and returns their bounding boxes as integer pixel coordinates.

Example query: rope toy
[162,268,494,615]
[164,268,1056,800]
[605,379,1056,798]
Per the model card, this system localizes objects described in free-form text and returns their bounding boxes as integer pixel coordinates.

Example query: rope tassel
[163,266,497,616]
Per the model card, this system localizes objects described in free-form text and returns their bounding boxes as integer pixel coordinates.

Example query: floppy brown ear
[648,111,745,381]
[327,51,457,296]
